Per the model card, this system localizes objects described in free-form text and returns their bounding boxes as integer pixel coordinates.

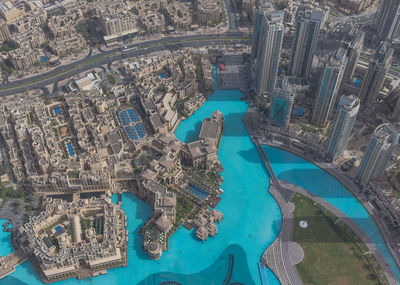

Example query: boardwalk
[254,139,277,183]
[261,182,303,285]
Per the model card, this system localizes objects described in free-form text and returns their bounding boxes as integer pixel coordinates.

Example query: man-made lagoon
[1,67,399,284]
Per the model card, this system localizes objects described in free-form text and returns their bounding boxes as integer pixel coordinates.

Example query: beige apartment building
[9,46,40,70]
[196,0,222,25]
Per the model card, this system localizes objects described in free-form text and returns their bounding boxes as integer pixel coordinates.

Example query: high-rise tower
[326,95,360,161]
[375,0,400,41]
[357,123,400,185]
[251,2,274,59]
[289,7,323,79]
[359,41,393,106]
[341,27,365,85]
[312,48,347,126]
[254,10,284,97]
[268,77,296,129]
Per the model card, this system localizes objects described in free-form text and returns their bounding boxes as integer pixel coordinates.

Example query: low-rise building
[8,46,40,70]
[195,0,222,25]
[15,197,127,282]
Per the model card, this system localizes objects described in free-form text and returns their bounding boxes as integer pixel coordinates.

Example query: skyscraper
[392,90,400,121]
[251,2,273,59]
[341,27,365,85]
[289,7,323,79]
[326,95,359,161]
[254,10,284,97]
[359,41,393,106]
[357,123,400,185]
[268,77,296,129]
[312,48,347,126]
[375,0,400,41]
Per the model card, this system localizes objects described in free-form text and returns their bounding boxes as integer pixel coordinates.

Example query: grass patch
[108,74,116,85]
[175,195,194,224]
[0,183,24,206]
[0,41,18,52]
[299,123,319,133]
[67,170,80,179]
[292,194,388,285]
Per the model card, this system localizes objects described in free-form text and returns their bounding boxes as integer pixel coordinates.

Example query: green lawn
[175,195,194,224]
[108,74,116,85]
[292,194,388,285]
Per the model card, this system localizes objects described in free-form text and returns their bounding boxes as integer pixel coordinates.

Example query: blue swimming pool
[189,185,209,199]
[294,107,304,116]
[53,107,61,115]
[66,142,75,157]
[120,109,145,140]
[54,225,63,235]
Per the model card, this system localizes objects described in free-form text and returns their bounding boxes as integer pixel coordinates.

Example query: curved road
[0,33,248,97]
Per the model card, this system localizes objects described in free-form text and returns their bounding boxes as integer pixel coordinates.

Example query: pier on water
[0,250,28,279]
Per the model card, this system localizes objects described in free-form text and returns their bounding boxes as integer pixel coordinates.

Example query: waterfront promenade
[252,134,398,285]
[244,120,398,285]
[261,181,303,285]
[279,180,397,285]
[261,138,400,271]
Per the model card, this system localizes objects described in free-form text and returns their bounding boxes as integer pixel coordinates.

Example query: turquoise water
[2,67,281,284]
[3,65,398,285]
[0,219,13,257]
[263,145,400,283]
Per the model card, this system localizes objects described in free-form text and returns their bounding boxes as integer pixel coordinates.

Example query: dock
[0,250,28,280]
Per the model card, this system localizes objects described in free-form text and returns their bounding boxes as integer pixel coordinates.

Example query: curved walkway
[279,180,398,285]
[261,182,303,285]
[254,137,398,285]
[261,139,400,271]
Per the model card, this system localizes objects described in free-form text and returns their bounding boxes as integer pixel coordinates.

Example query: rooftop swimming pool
[2,66,399,285]
[53,107,61,115]
[66,142,75,157]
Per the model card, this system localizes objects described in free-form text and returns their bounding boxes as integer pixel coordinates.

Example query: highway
[0,33,248,97]
[0,0,243,97]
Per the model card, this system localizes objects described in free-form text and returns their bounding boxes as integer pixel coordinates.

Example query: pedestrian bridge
[254,139,278,183]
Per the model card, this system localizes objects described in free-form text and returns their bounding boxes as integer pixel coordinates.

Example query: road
[0,33,248,97]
